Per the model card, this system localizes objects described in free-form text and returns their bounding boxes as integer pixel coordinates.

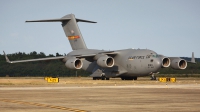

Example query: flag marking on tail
[68,35,80,40]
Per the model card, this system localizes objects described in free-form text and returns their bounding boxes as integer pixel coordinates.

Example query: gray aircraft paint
[3,14,196,80]
[61,14,87,50]
[66,49,164,77]
[110,49,161,76]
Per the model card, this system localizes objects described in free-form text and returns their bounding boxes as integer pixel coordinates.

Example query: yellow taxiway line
[0,99,89,112]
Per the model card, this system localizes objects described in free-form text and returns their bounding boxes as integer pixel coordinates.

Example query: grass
[0,77,200,86]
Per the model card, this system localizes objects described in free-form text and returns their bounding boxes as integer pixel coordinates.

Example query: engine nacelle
[65,58,83,69]
[170,58,187,70]
[97,56,114,68]
[161,57,170,68]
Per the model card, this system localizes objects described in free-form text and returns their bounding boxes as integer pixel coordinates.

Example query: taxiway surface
[0,78,200,112]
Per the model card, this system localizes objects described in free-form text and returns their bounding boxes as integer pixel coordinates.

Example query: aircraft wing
[168,52,196,64]
[3,51,65,63]
[72,51,118,58]
[3,50,118,63]
[72,54,96,58]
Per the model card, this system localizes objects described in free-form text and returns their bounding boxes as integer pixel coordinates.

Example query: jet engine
[97,55,114,68]
[161,57,170,68]
[170,58,187,70]
[65,58,83,69]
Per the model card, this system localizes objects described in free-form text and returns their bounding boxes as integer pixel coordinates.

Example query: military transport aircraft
[3,14,196,80]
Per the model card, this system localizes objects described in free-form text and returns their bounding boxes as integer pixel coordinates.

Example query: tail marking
[68,35,80,40]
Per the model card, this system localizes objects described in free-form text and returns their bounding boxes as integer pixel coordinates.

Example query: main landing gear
[121,77,137,80]
[92,77,138,80]
[93,77,110,80]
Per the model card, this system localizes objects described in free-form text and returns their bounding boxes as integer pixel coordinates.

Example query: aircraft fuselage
[67,49,162,78]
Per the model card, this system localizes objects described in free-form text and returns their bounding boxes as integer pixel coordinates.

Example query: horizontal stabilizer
[26,18,71,22]
[26,18,97,23]
[76,18,97,23]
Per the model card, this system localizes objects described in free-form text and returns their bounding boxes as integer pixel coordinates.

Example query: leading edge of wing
[3,51,65,63]
[3,50,119,63]
[73,51,118,58]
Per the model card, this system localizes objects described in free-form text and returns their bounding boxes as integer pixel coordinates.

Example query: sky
[0,0,200,58]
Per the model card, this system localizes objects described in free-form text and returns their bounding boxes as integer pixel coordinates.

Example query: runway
[1,84,200,112]
[0,84,200,90]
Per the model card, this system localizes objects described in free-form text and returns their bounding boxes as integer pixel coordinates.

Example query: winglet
[188,52,196,63]
[3,51,11,63]
[191,52,196,63]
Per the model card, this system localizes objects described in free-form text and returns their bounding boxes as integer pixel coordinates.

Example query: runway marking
[0,99,89,112]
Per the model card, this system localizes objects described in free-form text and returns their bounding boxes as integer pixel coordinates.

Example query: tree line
[0,51,89,77]
[0,51,200,77]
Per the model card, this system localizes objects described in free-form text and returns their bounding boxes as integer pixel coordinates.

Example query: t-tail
[26,14,96,50]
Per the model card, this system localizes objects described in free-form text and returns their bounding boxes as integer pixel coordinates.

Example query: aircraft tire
[101,77,105,80]
[133,77,137,80]
[121,77,135,80]
[128,78,134,80]
[106,78,110,80]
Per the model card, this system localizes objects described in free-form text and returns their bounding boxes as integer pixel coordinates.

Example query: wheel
[133,77,137,80]
[93,77,96,80]
[128,77,134,80]
[106,78,110,80]
[101,77,105,80]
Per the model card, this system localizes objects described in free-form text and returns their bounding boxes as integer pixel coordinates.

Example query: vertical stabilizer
[26,14,96,50]
[61,14,87,50]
